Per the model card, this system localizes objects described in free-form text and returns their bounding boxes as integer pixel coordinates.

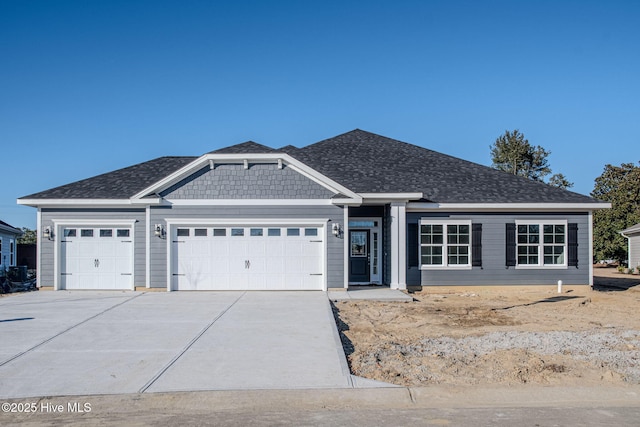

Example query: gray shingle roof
[22,157,196,199]
[20,129,604,204]
[210,141,275,154]
[0,220,22,234]
[286,129,600,204]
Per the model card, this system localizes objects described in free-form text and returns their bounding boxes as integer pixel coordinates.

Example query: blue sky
[1,0,639,229]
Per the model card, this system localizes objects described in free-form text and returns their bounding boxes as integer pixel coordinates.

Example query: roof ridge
[208,141,275,154]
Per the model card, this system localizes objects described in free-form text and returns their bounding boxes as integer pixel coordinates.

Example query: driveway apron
[0,291,351,399]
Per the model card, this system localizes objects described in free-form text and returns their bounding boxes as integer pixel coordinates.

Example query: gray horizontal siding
[161,164,335,200]
[407,212,591,286]
[149,204,344,289]
[629,234,640,269]
[40,208,146,288]
[0,230,20,268]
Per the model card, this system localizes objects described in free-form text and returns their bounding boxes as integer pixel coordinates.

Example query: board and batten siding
[39,208,146,288]
[406,212,591,286]
[149,204,345,289]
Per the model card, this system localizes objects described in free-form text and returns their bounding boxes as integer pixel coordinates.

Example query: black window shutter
[472,223,482,267]
[568,223,579,267]
[408,223,419,268]
[506,223,516,267]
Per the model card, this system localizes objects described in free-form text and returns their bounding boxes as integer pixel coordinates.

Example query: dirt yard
[332,267,640,387]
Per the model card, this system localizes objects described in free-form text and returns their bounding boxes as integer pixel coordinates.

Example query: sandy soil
[333,267,640,387]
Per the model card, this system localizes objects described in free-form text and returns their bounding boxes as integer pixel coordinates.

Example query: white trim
[17,198,163,207]
[131,198,163,205]
[0,222,22,235]
[166,199,334,206]
[9,238,15,266]
[621,224,640,236]
[514,220,568,269]
[52,219,137,226]
[407,202,611,212]
[390,204,403,289]
[343,206,349,289]
[419,219,473,270]
[589,211,594,287]
[36,209,41,288]
[331,198,363,206]
[165,218,329,292]
[360,193,423,204]
[165,218,329,226]
[145,206,151,288]
[130,153,361,202]
[51,219,137,291]
[347,217,383,285]
[397,205,406,289]
[165,229,171,292]
[324,220,329,291]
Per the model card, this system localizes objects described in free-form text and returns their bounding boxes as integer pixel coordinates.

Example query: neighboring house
[17,129,609,291]
[0,220,22,271]
[621,223,640,269]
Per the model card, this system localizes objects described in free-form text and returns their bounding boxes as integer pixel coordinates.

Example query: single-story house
[621,223,640,269]
[18,129,609,291]
[0,220,22,271]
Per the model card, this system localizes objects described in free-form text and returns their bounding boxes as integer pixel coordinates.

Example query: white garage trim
[52,219,136,291]
[165,218,330,226]
[167,199,334,206]
[165,218,329,291]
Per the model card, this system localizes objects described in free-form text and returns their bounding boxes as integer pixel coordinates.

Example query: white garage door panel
[60,227,133,290]
[172,225,324,291]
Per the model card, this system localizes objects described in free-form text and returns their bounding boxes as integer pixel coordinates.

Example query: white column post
[588,210,594,287]
[390,202,407,290]
[145,206,151,288]
[36,208,42,289]
[343,205,349,289]
[397,203,407,290]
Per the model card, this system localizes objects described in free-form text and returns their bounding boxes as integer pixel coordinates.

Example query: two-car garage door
[171,224,325,290]
[56,222,325,291]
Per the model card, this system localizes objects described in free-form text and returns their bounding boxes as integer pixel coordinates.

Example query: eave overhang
[620,224,640,238]
[407,202,612,212]
[0,223,22,235]
[17,198,164,208]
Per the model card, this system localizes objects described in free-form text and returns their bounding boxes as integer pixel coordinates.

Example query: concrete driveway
[0,291,353,398]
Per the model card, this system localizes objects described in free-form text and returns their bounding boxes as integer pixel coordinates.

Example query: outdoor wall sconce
[332,223,342,238]
[43,226,53,241]
[154,224,166,239]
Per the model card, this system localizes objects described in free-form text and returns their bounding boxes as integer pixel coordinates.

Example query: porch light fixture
[43,226,53,241]
[332,223,342,238]
[154,224,166,239]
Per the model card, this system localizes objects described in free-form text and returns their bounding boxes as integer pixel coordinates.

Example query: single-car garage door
[60,226,134,290]
[171,225,324,290]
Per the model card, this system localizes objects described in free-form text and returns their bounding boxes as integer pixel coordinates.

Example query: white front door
[60,227,134,290]
[171,225,324,291]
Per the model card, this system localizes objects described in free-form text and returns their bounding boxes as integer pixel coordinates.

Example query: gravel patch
[362,330,640,383]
